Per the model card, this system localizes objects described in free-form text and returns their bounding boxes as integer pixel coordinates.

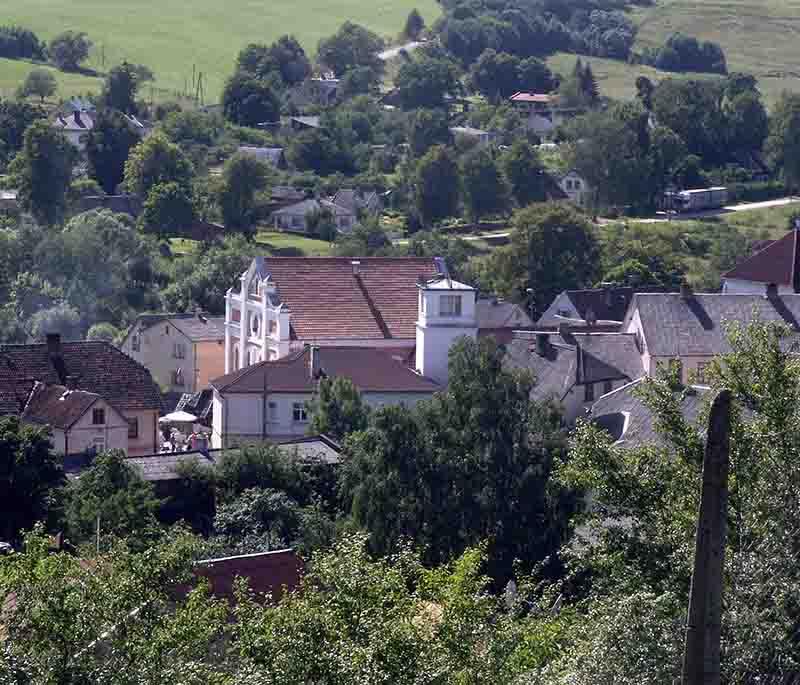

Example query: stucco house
[21,382,129,456]
[0,334,163,455]
[121,313,226,394]
[505,329,644,424]
[509,92,580,140]
[722,226,800,294]
[210,345,441,448]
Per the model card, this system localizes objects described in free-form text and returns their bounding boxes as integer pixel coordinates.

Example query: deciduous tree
[48,30,91,71]
[18,68,56,102]
[414,145,460,227]
[123,131,194,197]
[86,109,140,193]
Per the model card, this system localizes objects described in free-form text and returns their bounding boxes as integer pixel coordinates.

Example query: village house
[53,108,149,151]
[20,382,130,456]
[121,313,226,395]
[622,288,800,384]
[224,256,488,371]
[590,378,712,450]
[210,346,441,448]
[0,334,163,455]
[290,76,340,108]
[537,286,654,331]
[330,189,384,216]
[475,297,534,343]
[557,170,593,208]
[505,328,644,424]
[238,146,287,169]
[722,225,800,294]
[450,126,496,147]
[509,92,580,140]
[271,197,357,234]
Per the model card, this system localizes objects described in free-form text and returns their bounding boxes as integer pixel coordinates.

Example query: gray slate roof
[125,435,342,481]
[590,379,711,450]
[625,293,800,358]
[272,198,354,217]
[476,298,533,330]
[505,331,644,403]
[169,316,225,341]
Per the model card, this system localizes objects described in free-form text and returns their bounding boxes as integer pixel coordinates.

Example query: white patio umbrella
[159,410,198,424]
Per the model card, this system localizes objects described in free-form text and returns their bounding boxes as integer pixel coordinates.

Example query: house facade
[0,335,162,455]
[224,256,442,370]
[21,382,129,455]
[558,170,593,207]
[121,314,226,394]
[210,346,441,448]
[509,92,579,140]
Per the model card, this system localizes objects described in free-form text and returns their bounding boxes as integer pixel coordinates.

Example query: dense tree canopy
[414,145,460,227]
[86,109,141,193]
[123,132,194,197]
[48,30,91,71]
[18,68,56,102]
[222,73,281,127]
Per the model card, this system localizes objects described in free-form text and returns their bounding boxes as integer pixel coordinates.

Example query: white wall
[121,321,197,393]
[722,278,793,295]
[624,308,650,375]
[61,399,129,455]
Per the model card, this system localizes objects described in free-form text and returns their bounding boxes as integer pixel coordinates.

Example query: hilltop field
[2,0,799,105]
[0,0,440,101]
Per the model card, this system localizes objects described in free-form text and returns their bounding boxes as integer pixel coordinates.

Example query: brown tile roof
[0,338,162,415]
[256,257,438,340]
[211,346,440,394]
[21,382,110,430]
[722,229,800,290]
[193,549,303,603]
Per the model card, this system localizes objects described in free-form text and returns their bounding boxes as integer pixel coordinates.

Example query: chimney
[46,333,62,360]
[351,260,361,277]
[766,282,778,299]
[310,345,321,379]
[680,282,693,300]
[535,333,550,356]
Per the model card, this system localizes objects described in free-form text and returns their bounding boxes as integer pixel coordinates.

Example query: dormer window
[440,295,462,317]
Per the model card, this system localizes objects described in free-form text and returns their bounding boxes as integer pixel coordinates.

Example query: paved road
[393,196,800,245]
[603,196,800,224]
[378,41,423,61]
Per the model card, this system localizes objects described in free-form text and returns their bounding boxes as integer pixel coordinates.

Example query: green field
[632,0,800,105]
[1,0,440,101]
[0,57,102,101]
[547,52,721,102]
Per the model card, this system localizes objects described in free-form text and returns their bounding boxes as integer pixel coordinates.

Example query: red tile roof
[193,549,303,602]
[21,382,112,430]
[211,346,440,394]
[723,229,800,289]
[256,257,438,340]
[0,339,163,415]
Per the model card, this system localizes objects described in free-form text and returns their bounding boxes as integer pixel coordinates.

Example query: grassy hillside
[546,52,721,102]
[0,58,102,101]
[632,0,800,105]
[1,0,440,101]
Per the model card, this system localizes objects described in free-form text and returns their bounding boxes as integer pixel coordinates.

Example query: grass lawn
[0,58,102,101]
[715,203,797,237]
[631,0,800,106]
[547,52,722,103]
[255,230,334,256]
[2,0,441,102]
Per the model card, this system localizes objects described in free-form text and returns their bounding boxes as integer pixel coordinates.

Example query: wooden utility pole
[681,389,732,685]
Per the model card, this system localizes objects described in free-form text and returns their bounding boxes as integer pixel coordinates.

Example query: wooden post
[681,389,732,685]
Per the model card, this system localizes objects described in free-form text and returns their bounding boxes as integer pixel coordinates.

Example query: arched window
[233,346,240,370]
[250,312,261,335]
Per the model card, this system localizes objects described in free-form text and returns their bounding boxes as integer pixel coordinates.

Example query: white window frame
[292,402,308,423]
[173,342,186,359]
[268,401,279,423]
[439,294,462,317]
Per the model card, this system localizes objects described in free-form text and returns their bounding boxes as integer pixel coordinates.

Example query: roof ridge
[215,348,308,392]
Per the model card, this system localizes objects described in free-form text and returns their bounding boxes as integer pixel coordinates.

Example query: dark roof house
[0,334,162,416]
[623,292,800,359]
[21,382,121,430]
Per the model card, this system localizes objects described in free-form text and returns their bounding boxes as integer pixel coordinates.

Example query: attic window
[132,335,140,352]
[92,408,105,425]
[440,295,462,317]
